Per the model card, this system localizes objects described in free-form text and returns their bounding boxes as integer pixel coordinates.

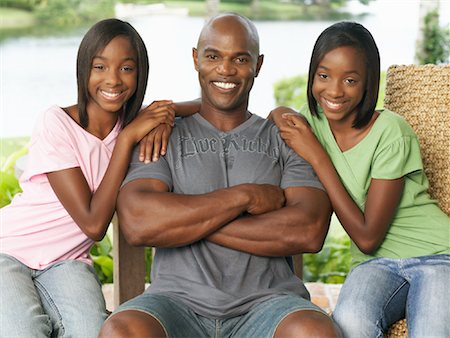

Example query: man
[100,13,340,338]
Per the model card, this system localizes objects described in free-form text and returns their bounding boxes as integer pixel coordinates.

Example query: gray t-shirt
[123,113,324,318]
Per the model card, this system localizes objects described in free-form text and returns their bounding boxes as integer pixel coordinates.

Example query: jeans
[332,254,450,338]
[0,254,108,338]
[111,293,325,338]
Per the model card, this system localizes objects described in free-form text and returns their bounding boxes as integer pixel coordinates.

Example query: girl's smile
[87,35,138,116]
[99,89,125,101]
[312,46,367,127]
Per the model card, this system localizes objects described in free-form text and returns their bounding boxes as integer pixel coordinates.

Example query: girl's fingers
[142,133,155,163]
[151,124,173,162]
[283,113,300,124]
[138,125,173,163]
[145,131,156,163]
[146,107,175,125]
[160,125,169,156]
[151,128,163,162]
[288,113,311,126]
[139,135,148,162]
[281,112,298,119]
[146,100,173,110]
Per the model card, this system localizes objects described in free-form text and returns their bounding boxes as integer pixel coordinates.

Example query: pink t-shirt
[0,105,121,269]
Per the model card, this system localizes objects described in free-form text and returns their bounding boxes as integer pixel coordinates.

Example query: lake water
[1,0,449,137]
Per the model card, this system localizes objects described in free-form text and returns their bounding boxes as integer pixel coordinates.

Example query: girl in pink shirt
[0,18,196,337]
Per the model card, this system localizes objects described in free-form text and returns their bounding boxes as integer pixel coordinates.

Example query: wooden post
[112,214,145,309]
[293,254,303,279]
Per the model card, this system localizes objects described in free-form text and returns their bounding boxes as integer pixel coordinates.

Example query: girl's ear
[192,48,199,71]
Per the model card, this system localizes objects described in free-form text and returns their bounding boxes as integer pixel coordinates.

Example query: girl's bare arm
[271,109,404,254]
[47,101,174,241]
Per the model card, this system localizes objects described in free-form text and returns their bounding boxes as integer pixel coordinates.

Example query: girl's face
[312,46,367,126]
[87,35,138,116]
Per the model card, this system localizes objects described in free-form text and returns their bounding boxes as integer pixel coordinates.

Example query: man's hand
[243,184,285,215]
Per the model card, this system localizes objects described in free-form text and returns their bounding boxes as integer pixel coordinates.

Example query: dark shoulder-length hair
[76,18,149,128]
[307,21,380,129]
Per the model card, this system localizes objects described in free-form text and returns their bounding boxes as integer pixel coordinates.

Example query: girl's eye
[92,64,105,71]
[345,78,357,85]
[121,65,135,72]
[317,73,328,79]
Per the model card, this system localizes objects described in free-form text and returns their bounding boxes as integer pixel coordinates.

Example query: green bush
[90,230,114,283]
[274,74,308,110]
[1,0,43,11]
[34,0,115,27]
[144,247,153,283]
[0,144,28,208]
[416,9,450,64]
[303,234,351,283]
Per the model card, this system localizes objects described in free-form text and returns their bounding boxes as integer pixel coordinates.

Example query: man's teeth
[213,82,236,89]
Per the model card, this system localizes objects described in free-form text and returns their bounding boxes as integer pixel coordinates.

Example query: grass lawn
[0,7,35,29]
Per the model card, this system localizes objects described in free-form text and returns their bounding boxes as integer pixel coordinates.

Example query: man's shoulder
[172,114,200,131]
[248,114,277,131]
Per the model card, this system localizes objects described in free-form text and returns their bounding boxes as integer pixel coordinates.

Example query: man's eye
[236,57,248,64]
[206,54,218,60]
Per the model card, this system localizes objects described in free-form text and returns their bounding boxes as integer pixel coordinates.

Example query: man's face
[193,17,263,113]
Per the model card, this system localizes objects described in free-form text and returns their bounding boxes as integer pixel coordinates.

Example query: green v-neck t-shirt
[300,106,450,268]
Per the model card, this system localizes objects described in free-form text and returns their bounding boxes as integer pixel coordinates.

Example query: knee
[99,310,167,338]
[99,314,132,338]
[275,310,341,338]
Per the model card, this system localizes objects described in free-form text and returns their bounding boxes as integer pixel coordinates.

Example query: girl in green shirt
[270,21,450,337]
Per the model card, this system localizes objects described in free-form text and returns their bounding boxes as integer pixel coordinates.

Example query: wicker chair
[384,64,450,338]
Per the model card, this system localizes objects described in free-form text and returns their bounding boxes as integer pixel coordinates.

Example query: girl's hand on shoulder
[136,98,203,162]
[278,114,325,166]
[268,106,298,129]
[123,100,175,144]
[139,123,172,163]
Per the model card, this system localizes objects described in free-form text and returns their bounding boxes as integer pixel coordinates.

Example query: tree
[415,0,450,64]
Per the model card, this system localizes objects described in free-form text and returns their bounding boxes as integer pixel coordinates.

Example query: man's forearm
[207,187,332,256]
[117,181,285,248]
[118,182,250,247]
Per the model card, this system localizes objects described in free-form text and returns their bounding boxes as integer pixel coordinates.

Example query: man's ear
[192,48,199,71]
[255,54,264,78]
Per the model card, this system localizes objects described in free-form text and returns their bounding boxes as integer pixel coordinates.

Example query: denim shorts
[112,292,325,338]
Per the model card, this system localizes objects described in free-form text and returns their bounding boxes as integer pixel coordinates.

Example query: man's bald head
[197,13,260,56]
